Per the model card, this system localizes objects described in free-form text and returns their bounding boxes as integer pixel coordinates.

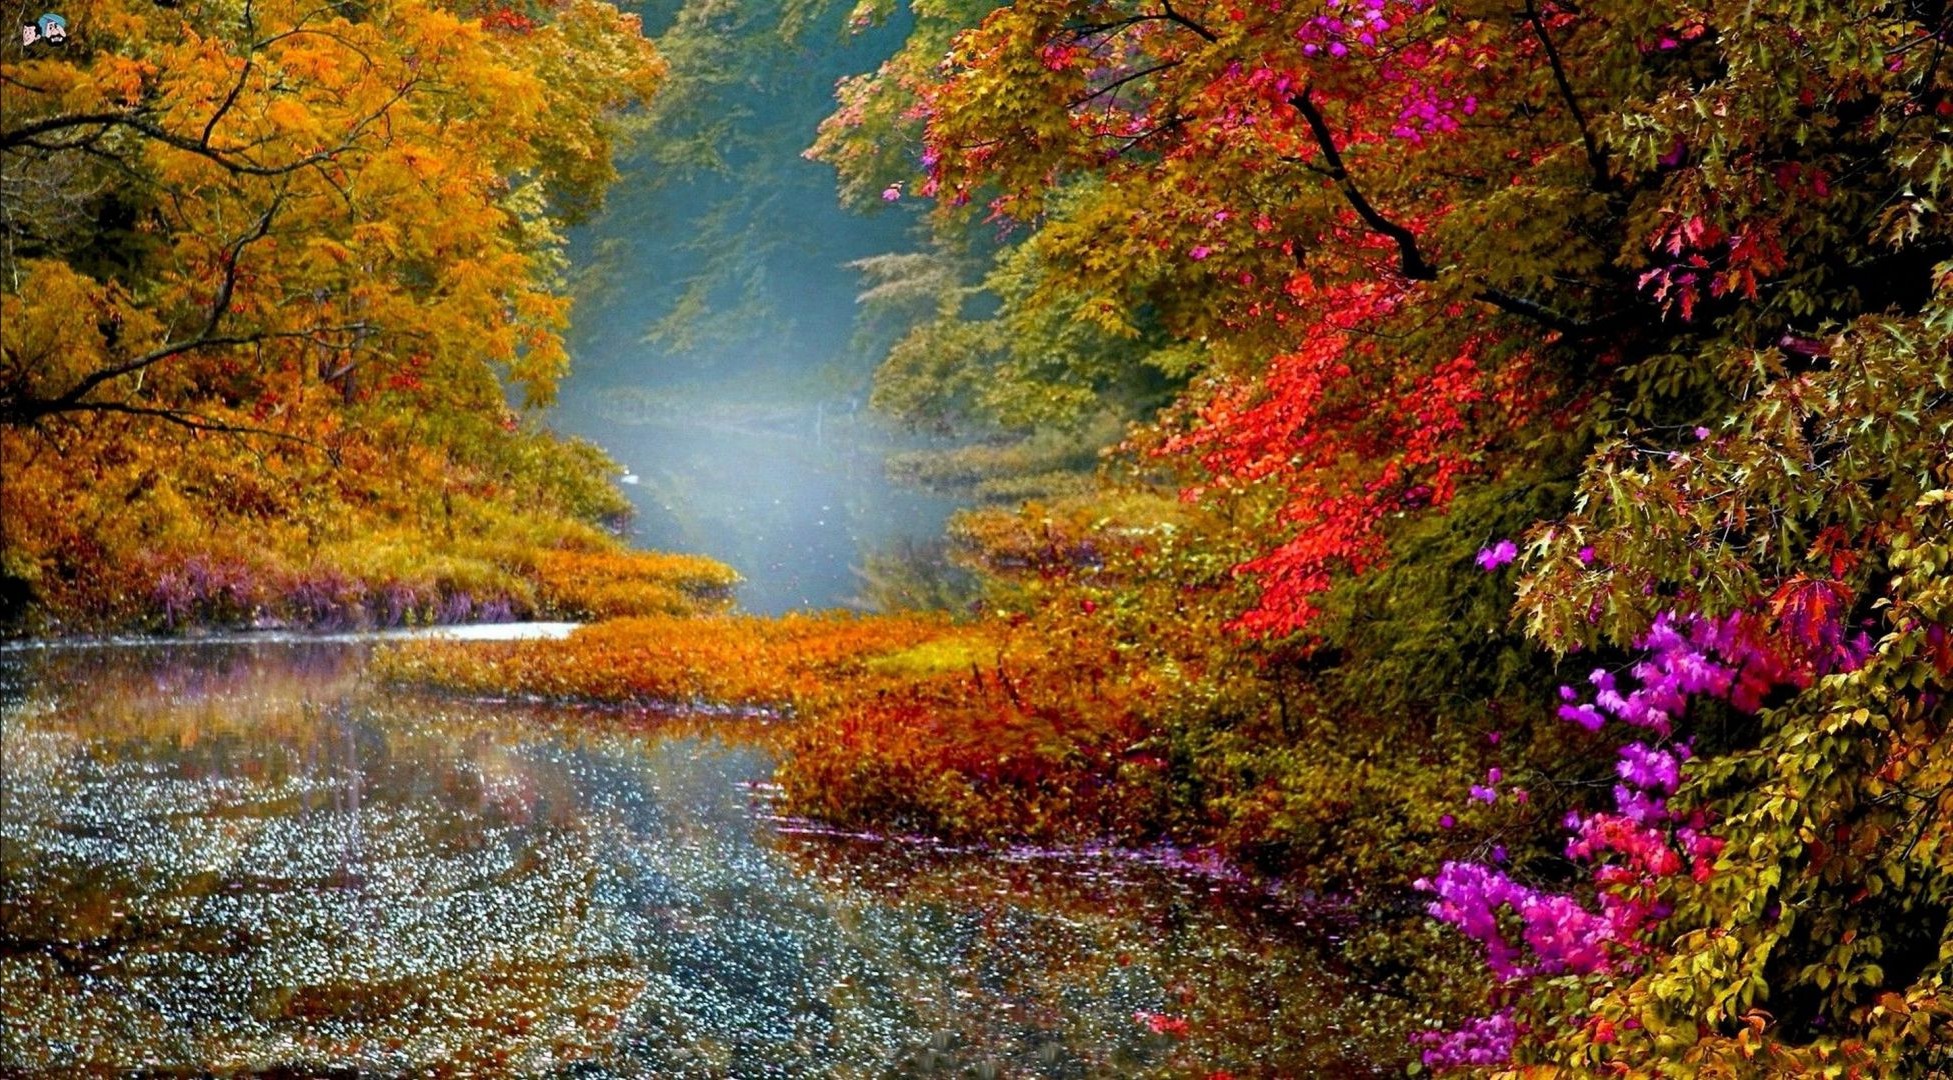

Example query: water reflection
[1,645,1395,1076]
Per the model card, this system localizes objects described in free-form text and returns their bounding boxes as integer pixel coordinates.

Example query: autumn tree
[809,0,1952,1068]
[828,0,1947,627]
[0,0,735,630]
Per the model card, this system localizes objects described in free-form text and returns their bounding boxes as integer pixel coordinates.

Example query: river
[0,638,1399,1076]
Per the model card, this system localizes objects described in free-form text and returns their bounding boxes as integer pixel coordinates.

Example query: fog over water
[543,4,958,614]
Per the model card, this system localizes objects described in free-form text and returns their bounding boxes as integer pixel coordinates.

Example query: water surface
[1,642,1397,1076]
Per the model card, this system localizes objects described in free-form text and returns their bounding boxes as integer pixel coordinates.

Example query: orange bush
[522,549,738,620]
[382,607,1179,844]
[377,612,958,708]
[778,667,1165,842]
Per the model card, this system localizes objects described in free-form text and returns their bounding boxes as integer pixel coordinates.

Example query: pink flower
[1189,245,1213,261]
[881,184,902,202]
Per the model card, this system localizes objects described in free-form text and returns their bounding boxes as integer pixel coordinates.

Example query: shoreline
[0,620,583,653]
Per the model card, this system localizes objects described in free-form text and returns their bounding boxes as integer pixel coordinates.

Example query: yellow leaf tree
[0,0,723,630]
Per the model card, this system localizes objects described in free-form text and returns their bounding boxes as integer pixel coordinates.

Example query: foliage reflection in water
[1,643,1397,1076]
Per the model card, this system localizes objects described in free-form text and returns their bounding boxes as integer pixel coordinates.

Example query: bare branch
[1064,6,1219,46]
[1158,2,1220,44]
[201,0,259,147]
[0,112,142,150]
[1472,285,1587,335]
[1068,61,1182,110]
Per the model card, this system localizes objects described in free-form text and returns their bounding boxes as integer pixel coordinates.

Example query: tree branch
[21,399,333,457]
[1472,285,1587,335]
[4,71,418,181]
[0,112,141,150]
[1524,0,1612,192]
[39,199,284,413]
[1068,61,1182,110]
[1158,2,1219,43]
[1289,87,1437,280]
[1064,6,1218,46]
[202,0,258,148]
[1284,89,1617,336]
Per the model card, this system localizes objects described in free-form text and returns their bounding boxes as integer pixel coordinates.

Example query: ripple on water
[1,642,1402,1077]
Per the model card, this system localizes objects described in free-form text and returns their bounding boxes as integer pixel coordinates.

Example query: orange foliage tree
[0,0,698,630]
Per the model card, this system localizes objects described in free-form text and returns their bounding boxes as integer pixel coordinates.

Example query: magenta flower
[1475,539,1518,571]
[1416,1009,1517,1070]
[1558,701,1605,732]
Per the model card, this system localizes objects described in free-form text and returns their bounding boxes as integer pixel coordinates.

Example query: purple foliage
[149,555,261,628]
[283,570,366,630]
[152,570,193,629]
[374,581,420,628]
[435,590,475,625]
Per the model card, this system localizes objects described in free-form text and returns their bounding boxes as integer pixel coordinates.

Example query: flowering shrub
[1417,292,1953,1071]
[1417,611,1768,1067]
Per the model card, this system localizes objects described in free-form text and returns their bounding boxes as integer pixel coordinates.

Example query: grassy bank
[0,424,738,636]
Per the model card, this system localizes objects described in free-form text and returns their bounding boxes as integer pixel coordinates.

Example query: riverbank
[1,448,738,638]
[0,620,582,654]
